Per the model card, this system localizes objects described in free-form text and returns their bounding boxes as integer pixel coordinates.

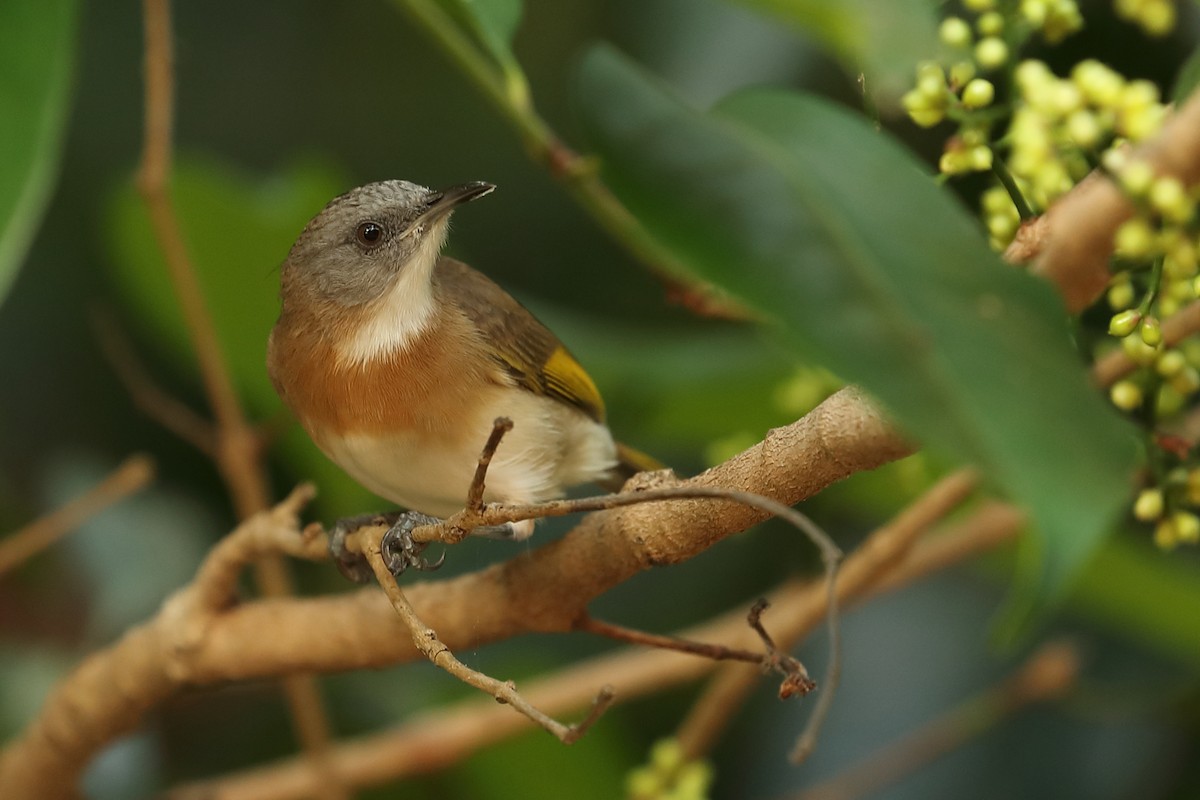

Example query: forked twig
[364,543,616,743]
[580,602,816,701]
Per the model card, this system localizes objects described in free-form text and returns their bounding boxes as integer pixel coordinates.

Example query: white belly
[319,389,617,525]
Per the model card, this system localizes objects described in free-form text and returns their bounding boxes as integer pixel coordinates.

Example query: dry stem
[0,454,155,577]
[675,468,981,761]
[135,1,342,794]
[365,538,616,744]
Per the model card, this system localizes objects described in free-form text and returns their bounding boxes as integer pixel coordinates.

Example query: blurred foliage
[1,0,1200,798]
[0,0,78,307]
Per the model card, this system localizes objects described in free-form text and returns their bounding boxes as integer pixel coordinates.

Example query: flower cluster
[1114,0,1178,36]
[905,2,1200,549]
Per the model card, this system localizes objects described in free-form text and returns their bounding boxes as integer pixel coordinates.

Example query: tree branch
[0,387,910,799]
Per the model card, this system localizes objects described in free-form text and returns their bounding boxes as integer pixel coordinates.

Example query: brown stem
[365,539,615,744]
[0,455,155,577]
[135,1,343,795]
[674,468,981,760]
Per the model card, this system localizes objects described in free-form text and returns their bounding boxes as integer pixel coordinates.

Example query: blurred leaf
[1171,45,1200,104]
[573,46,1137,630]
[0,0,79,306]
[106,158,378,516]
[725,0,935,105]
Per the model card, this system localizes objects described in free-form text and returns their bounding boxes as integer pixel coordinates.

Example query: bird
[267,179,661,578]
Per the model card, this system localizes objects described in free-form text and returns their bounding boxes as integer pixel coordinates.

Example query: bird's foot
[380,512,445,575]
[329,512,402,583]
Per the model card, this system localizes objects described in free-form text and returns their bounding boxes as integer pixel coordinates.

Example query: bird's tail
[599,441,667,492]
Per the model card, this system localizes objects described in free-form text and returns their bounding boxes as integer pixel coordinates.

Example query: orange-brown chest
[268,305,501,444]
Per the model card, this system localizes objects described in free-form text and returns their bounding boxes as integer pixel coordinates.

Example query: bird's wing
[434,258,606,423]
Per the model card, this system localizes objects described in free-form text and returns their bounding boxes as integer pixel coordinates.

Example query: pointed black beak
[419,181,496,221]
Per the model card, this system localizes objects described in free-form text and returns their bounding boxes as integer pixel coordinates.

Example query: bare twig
[675,469,981,761]
[364,538,615,743]
[795,640,1081,800]
[92,307,216,454]
[0,455,155,577]
[579,611,815,698]
[136,1,343,795]
[465,417,513,511]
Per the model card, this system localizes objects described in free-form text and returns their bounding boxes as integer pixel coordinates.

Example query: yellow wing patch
[543,346,606,422]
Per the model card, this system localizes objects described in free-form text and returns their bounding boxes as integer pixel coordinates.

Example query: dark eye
[355,221,385,248]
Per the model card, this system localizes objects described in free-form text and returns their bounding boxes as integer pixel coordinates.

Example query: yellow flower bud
[1108,309,1142,337]
[1133,488,1164,521]
[962,78,996,108]
[1113,217,1156,260]
[940,17,973,48]
[975,37,1009,70]
[1140,316,1162,346]
[1110,379,1144,410]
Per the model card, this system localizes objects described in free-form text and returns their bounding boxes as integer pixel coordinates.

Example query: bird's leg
[328,511,403,583]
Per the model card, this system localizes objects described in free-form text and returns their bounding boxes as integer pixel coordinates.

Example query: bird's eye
[355,221,385,248]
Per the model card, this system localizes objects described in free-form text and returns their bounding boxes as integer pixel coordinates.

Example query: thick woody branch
[1006,92,1200,312]
[169,475,1013,800]
[0,387,910,799]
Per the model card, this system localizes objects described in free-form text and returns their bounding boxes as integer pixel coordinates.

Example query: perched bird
[268,180,659,575]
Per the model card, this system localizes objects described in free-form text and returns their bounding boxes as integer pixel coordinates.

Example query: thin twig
[364,541,615,744]
[579,613,815,698]
[465,417,513,512]
[674,469,981,761]
[0,455,155,577]
[794,640,1081,800]
[136,1,343,796]
[91,307,216,455]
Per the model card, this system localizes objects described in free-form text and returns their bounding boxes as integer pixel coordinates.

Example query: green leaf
[573,46,1137,628]
[106,158,379,517]
[725,0,936,105]
[1171,45,1200,105]
[0,0,79,306]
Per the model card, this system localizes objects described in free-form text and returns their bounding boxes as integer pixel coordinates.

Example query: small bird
[268,179,660,576]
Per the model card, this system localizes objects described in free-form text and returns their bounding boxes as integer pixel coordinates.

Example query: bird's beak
[418,181,496,222]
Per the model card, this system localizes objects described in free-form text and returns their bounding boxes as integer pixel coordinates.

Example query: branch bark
[0,387,910,799]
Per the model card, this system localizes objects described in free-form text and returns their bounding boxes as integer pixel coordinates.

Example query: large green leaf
[726,0,936,105]
[0,0,78,306]
[573,46,1137,627]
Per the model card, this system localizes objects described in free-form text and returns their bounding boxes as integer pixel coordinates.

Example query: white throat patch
[336,220,448,366]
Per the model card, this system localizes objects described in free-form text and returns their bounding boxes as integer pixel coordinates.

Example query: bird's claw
[328,513,393,583]
[381,512,445,575]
